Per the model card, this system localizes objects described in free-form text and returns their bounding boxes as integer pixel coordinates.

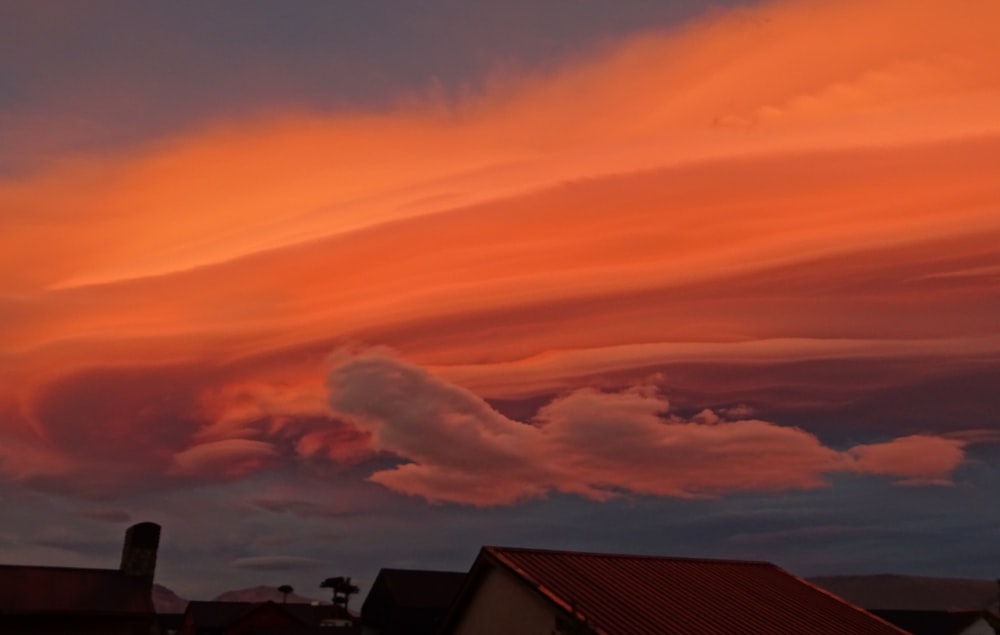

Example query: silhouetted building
[360,568,466,635]
[179,600,358,635]
[120,522,161,578]
[438,546,914,635]
[0,522,160,634]
[155,612,185,635]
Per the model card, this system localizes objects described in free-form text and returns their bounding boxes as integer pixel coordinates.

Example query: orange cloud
[850,435,966,485]
[169,439,280,479]
[0,0,998,498]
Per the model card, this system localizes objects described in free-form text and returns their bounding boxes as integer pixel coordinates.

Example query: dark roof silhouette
[0,564,153,615]
[182,600,356,633]
[182,600,262,628]
[361,568,466,635]
[869,609,987,635]
[368,568,466,609]
[281,602,355,624]
[443,546,912,635]
[155,612,185,630]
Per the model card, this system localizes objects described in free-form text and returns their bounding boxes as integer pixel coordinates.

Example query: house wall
[449,566,557,635]
[959,618,996,635]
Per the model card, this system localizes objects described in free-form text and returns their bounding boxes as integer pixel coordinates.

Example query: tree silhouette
[277,584,294,604]
[320,576,360,609]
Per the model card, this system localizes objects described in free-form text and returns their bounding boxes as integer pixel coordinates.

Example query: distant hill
[809,574,998,611]
[213,585,323,605]
[153,584,189,613]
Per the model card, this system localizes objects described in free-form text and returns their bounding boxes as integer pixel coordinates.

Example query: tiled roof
[0,564,153,615]
[479,547,911,635]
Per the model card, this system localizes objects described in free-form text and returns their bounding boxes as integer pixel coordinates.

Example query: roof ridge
[484,545,777,567]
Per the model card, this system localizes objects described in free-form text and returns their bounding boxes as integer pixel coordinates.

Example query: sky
[1,0,999,601]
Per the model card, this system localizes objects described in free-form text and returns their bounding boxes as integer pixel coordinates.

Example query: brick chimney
[120,522,160,579]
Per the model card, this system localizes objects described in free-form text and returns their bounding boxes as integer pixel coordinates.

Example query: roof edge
[783,570,915,635]
[484,545,776,567]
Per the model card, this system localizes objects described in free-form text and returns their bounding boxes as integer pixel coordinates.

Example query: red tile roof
[474,547,911,635]
[0,564,153,615]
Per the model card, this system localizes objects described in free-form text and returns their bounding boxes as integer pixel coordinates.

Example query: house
[810,575,1000,635]
[360,568,466,635]
[0,522,160,635]
[156,611,185,635]
[179,600,359,635]
[438,546,913,635]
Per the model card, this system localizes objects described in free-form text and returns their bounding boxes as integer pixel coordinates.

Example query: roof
[183,600,262,628]
[154,612,185,629]
[360,568,465,635]
[870,609,986,635]
[0,564,153,615]
[282,602,356,624]
[183,600,354,629]
[365,568,466,610]
[445,546,911,635]
[809,575,999,611]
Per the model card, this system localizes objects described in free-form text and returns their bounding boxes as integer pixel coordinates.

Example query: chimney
[120,522,160,579]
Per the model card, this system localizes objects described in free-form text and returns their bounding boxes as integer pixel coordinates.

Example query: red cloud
[169,439,279,479]
[850,435,966,485]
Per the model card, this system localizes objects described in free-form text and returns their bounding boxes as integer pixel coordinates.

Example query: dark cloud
[31,364,205,461]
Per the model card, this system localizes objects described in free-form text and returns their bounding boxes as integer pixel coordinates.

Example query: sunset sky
[2,0,999,599]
